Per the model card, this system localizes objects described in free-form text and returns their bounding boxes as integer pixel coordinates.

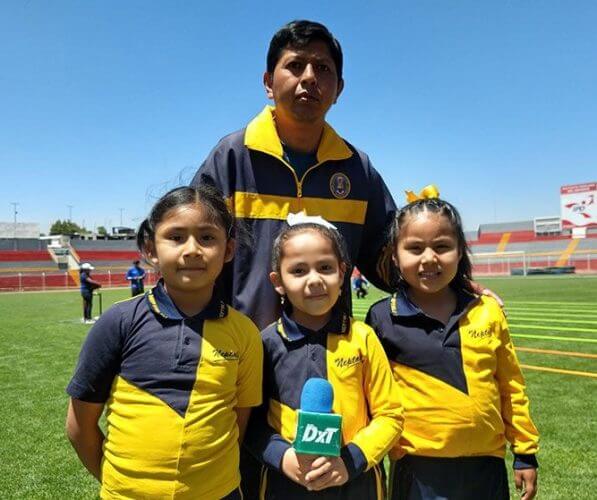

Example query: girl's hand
[304,455,349,491]
[281,448,315,485]
[514,468,538,500]
[65,398,105,481]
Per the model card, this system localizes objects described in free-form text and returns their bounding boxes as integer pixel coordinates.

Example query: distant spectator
[353,269,369,299]
[126,260,146,297]
[80,263,101,324]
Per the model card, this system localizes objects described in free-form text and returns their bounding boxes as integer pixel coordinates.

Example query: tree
[49,220,85,235]
[97,226,108,236]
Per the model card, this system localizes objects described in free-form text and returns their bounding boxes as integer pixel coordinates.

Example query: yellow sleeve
[495,309,540,455]
[349,323,404,467]
[236,315,264,408]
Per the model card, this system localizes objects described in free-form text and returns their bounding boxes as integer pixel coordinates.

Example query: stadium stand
[0,238,153,291]
[468,220,597,275]
[0,238,48,251]
[73,240,138,251]
[0,250,53,262]
[1,219,595,291]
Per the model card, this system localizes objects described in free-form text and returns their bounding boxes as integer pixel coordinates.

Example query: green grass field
[1,276,595,498]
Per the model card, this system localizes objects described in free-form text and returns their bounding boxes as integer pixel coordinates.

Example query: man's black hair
[266,20,343,80]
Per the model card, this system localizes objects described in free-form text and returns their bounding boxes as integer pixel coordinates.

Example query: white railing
[471,250,597,276]
[0,269,157,292]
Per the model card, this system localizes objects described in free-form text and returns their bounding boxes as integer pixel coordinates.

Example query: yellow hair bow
[405,184,440,203]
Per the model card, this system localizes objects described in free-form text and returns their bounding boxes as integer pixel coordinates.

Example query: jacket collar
[276,305,350,342]
[146,279,228,321]
[390,286,478,318]
[244,106,353,163]
[390,289,419,317]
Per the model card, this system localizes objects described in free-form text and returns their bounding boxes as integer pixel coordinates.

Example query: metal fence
[1,252,596,292]
[0,269,158,292]
[471,250,597,276]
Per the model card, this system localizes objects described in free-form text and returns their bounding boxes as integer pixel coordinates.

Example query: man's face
[264,41,344,125]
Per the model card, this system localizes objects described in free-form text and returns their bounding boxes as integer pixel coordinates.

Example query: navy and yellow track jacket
[366,290,539,468]
[192,106,396,329]
[67,282,263,499]
[248,308,403,499]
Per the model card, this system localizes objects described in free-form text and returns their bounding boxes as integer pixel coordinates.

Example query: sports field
[0,276,595,498]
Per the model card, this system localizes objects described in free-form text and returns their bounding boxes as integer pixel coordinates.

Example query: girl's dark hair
[390,198,474,293]
[271,223,351,273]
[136,184,234,253]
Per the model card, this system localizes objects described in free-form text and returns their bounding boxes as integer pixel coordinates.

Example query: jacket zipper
[277,157,326,203]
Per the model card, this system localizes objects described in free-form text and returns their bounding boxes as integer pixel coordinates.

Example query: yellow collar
[244,106,353,163]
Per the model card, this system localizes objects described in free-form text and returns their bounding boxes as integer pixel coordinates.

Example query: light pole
[10,202,18,250]
[119,208,124,227]
[67,205,74,222]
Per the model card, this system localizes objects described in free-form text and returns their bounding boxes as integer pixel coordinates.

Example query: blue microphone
[294,378,342,456]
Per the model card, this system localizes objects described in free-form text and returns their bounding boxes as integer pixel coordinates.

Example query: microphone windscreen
[300,378,333,413]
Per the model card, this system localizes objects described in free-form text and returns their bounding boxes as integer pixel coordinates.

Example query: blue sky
[1,1,596,233]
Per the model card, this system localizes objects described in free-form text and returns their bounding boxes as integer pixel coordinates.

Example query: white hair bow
[287,212,337,230]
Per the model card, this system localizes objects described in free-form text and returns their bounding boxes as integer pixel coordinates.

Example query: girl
[66,185,263,499]
[248,214,403,499]
[366,189,539,500]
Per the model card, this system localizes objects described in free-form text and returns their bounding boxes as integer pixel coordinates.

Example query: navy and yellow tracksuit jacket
[366,290,539,468]
[248,308,403,499]
[192,106,396,329]
[67,281,263,499]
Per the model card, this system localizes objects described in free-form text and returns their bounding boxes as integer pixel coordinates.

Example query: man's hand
[303,455,349,491]
[281,448,316,485]
[514,468,538,500]
[469,280,504,308]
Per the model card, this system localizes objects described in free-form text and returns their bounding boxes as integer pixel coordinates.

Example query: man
[192,20,395,330]
[125,260,146,297]
[80,262,101,323]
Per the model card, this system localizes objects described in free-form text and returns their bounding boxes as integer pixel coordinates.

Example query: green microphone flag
[294,410,342,456]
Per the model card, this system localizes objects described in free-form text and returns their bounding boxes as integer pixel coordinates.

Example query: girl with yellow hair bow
[365,187,539,500]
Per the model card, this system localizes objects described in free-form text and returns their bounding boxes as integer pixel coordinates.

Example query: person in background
[125,259,146,296]
[79,262,101,324]
[352,268,369,299]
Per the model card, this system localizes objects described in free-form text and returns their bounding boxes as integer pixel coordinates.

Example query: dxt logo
[301,424,339,444]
